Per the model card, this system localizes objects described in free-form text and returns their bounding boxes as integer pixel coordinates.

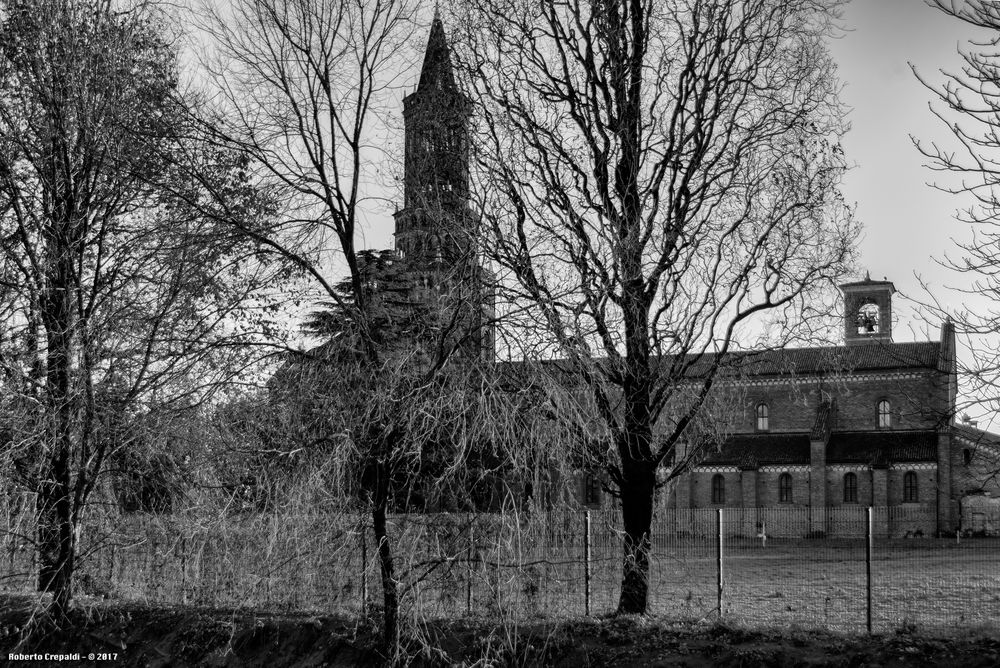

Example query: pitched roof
[701,433,811,467]
[953,422,1000,444]
[698,429,940,469]
[840,277,895,290]
[417,15,457,93]
[952,423,1000,456]
[500,340,942,383]
[684,341,941,379]
[825,430,938,464]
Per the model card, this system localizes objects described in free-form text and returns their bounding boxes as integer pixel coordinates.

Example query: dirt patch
[2,595,999,666]
[0,596,377,667]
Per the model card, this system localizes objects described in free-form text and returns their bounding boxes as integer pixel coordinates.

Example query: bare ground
[1,594,999,667]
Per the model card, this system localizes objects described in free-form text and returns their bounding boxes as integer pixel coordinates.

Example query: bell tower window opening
[857,302,880,335]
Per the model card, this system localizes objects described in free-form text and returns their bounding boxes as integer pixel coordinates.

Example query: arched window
[755,403,769,432]
[903,471,918,503]
[843,472,858,503]
[779,473,793,503]
[857,302,880,334]
[963,449,972,466]
[877,400,891,429]
[711,474,726,504]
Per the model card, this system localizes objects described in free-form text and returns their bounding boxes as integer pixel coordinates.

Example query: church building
[392,14,1000,531]
[391,12,494,361]
[667,277,1000,537]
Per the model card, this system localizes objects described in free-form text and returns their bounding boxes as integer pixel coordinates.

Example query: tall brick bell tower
[840,272,895,346]
[393,11,494,360]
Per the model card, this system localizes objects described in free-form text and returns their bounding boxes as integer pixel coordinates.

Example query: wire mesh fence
[2,503,998,633]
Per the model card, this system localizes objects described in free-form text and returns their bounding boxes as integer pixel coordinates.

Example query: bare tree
[451,0,856,613]
[190,1,502,646]
[191,0,417,337]
[0,0,282,617]
[912,1,1000,429]
[268,300,532,653]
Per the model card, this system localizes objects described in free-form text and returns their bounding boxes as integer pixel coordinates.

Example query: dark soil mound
[2,595,999,666]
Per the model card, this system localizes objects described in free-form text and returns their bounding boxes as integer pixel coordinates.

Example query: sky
[371,0,988,344]
[827,0,986,340]
[328,0,996,410]
[826,0,1000,423]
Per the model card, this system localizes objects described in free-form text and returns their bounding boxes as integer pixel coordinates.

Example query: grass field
[398,535,1000,634]
[3,513,998,634]
[623,538,1000,632]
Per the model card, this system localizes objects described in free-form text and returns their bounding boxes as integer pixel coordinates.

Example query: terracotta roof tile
[952,423,1000,457]
[701,433,811,467]
[501,340,942,380]
[700,429,940,469]
[825,430,938,464]
[684,341,941,379]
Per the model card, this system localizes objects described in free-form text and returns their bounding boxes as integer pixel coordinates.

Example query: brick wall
[753,469,809,509]
[674,468,940,537]
[689,470,742,509]
[686,467,931,511]
[730,371,947,433]
[951,439,1000,497]
[885,466,936,508]
[825,466,872,507]
[688,468,818,510]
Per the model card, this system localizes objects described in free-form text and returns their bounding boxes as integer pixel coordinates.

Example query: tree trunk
[36,415,76,618]
[617,456,655,614]
[616,259,654,614]
[37,239,80,618]
[369,454,398,648]
[372,500,398,647]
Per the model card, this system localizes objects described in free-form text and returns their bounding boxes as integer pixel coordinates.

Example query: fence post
[716,508,724,620]
[108,540,116,585]
[466,522,474,614]
[30,529,36,592]
[584,510,591,616]
[150,533,158,600]
[361,524,368,617]
[495,513,503,614]
[7,524,16,588]
[180,536,187,605]
[866,506,873,634]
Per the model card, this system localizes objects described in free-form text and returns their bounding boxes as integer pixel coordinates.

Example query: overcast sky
[828,0,987,341]
[361,0,990,364]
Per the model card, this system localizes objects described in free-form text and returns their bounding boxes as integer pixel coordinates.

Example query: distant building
[303,13,495,364]
[391,13,494,362]
[666,277,1000,537]
[378,15,1000,530]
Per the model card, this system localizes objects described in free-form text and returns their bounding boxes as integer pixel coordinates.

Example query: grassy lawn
[464,537,1000,632]
[4,521,998,634]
